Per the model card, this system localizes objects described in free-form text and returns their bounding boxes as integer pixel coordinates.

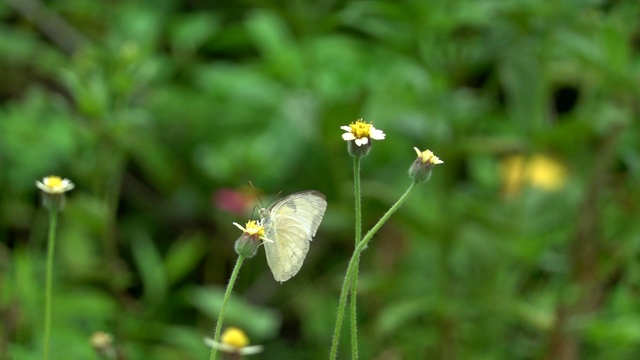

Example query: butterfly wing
[262,191,327,282]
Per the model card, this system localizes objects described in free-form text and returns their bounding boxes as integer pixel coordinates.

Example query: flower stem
[350,157,362,359]
[330,180,419,360]
[210,255,245,360]
[43,209,58,360]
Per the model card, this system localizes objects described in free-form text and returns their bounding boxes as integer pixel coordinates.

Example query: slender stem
[354,157,362,248]
[43,209,58,360]
[210,255,245,360]
[350,157,362,359]
[330,181,419,360]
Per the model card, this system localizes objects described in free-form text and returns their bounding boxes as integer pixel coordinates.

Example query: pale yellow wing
[262,191,327,282]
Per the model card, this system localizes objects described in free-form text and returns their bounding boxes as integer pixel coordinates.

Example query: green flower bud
[409,147,443,182]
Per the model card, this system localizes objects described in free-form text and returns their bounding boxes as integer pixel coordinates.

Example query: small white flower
[205,327,263,356]
[340,119,386,147]
[36,176,75,194]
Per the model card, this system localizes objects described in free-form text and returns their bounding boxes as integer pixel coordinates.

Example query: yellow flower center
[221,327,249,349]
[244,220,265,238]
[44,176,64,190]
[348,120,373,139]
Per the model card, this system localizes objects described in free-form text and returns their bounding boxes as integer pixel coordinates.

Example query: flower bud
[234,233,262,258]
[409,147,443,182]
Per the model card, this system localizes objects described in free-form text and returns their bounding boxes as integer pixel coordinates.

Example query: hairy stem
[330,181,418,359]
[43,209,58,360]
[210,255,245,360]
[350,157,362,359]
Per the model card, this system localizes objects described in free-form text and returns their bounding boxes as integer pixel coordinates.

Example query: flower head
[341,119,385,146]
[36,176,74,211]
[233,220,268,241]
[36,176,74,194]
[204,327,263,356]
[409,147,443,182]
[233,220,271,258]
[341,119,385,158]
[413,147,443,166]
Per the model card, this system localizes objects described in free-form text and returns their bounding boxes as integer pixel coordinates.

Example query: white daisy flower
[205,327,263,356]
[36,176,75,194]
[340,119,386,147]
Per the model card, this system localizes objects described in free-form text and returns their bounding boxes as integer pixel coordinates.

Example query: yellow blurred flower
[204,327,263,356]
[500,154,568,196]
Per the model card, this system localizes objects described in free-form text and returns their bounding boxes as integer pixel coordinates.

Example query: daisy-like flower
[36,176,74,194]
[36,176,74,211]
[233,220,272,258]
[341,119,386,146]
[204,327,263,356]
[409,147,443,182]
[341,119,385,158]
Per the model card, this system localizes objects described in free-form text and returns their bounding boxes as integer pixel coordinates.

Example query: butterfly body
[260,191,327,282]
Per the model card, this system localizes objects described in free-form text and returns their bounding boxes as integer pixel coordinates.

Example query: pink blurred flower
[214,189,254,215]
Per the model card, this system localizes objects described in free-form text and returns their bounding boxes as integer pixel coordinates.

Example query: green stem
[43,209,58,360]
[210,255,245,360]
[350,157,362,359]
[330,180,419,360]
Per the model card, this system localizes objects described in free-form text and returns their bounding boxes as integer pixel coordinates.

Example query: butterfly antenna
[248,181,266,210]
[250,205,260,219]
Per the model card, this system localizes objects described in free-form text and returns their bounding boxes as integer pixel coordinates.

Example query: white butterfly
[259,191,328,282]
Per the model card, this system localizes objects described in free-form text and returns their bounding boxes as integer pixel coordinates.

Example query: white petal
[203,338,236,352]
[355,137,368,146]
[340,126,352,132]
[342,133,356,141]
[232,222,246,232]
[239,345,264,355]
[36,181,48,192]
[61,179,75,191]
[370,128,385,140]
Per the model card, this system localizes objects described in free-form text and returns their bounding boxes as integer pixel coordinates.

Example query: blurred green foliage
[1,0,640,359]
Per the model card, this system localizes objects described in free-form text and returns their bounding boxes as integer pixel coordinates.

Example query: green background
[1,0,640,359]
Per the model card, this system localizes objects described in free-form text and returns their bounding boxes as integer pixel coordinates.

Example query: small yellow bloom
[340,119,385,147]
[232,220,270,242]
[413,147,444,165]
[36,176,74,194]
[204,327,263,356]
[501,154,568,196]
